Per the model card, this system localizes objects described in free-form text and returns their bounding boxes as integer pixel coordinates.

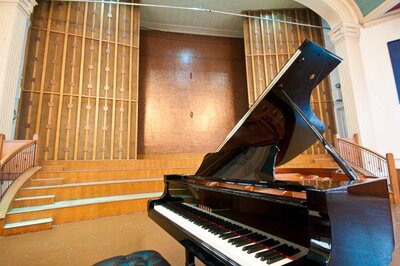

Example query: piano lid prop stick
[279,86,359,181]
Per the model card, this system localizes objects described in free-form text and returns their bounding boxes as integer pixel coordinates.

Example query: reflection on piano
[148,40,395,266]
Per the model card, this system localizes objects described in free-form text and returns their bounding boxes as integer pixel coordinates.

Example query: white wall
[359,16,400,165]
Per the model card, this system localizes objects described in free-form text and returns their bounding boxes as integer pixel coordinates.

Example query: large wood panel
[243,9,337,155]
[17,0,140,160]
[138,30,248,154]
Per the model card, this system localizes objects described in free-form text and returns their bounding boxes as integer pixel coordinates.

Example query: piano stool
[92,250,171,266]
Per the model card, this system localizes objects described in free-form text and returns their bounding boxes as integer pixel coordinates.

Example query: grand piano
[148,40,395,266]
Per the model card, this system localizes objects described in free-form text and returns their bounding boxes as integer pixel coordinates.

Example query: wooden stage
[0,205,399,266]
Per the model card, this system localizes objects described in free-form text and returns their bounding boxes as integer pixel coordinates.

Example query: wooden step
[29,177,64,186]
[33,167,197,183]
[18,179,164,201]
[13,195,55,208]
[3,218,53,236]
[313,157,335,163]
[6,192,162,224]
[39,165,64,172]
[40,158,203,171]
[137,153,205,160]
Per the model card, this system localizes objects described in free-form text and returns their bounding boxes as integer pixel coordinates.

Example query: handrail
[335,134,400,204]
[0,134,38,201]
[0,139,37,166]
[337,137,386,160]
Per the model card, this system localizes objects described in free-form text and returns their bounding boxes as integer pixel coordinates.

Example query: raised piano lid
[195,40,342,181]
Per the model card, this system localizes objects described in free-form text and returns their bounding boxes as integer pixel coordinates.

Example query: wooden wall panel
[243,9,337,155]
[138,30,248,154]
[18,0,140,161]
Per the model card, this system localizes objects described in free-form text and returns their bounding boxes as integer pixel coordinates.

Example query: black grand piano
[148,40,395,266]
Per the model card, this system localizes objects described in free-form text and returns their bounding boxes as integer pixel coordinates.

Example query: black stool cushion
[93,250,170,266]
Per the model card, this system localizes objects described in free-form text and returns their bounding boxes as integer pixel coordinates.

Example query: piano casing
[148,40,395,266]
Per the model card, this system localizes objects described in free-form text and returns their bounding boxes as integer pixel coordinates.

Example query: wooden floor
[0,205,399,266]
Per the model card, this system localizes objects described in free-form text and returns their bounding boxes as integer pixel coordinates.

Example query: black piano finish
[195,40,342,182]
[148,40,395,265]
[149,176,394,266]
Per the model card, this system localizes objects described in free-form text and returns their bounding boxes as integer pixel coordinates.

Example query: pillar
[329,23,375,147]
[0,0,37,139]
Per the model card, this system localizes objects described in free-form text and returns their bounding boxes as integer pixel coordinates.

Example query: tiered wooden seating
[2,155,203,236]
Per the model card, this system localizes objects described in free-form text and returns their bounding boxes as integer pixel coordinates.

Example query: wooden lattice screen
[17,0,140,161]
[243,9,337,155]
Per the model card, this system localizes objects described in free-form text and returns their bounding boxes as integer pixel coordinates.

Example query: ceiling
[355,0,385,16]
[140,0,305,38]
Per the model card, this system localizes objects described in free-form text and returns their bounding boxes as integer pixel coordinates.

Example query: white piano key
[154,204,307,266]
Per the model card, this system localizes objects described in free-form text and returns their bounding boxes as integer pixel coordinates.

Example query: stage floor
[0,205,399,265]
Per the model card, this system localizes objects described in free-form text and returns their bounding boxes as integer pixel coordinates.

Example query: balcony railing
[0,134,38,201]
[335,134,400,204]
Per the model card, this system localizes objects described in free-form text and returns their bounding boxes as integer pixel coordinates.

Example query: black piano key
[235,239,252,247]
[255,242,282,258]
[255,249,274,259]
[260,251,280,261]
[212,228,230,234]
[269,244,300,257]
[266,253,285,264]
[209,228,226,234]
[229,233,249,243]
[285,247,301,257]
[222,229,249,240]
[232,235,258,246]
[205,224,219,230]
[218,228,242,237]
[258,244,289,262]
[246,244,268,254]
[242,238,269,252]
[242,232,258,239]
[228,236,244,243]
[221,232,240,240]
[248,234,268,242]
[231,235,251,244]
[262,239,279,248]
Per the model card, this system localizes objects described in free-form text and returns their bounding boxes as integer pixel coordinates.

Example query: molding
[294,0,360,27]
[362,0,400,23]
[329,23,361,45]
[363,9,400,28]
[0,0,37,17]
[347,0,364,23]
[141,21,243,38]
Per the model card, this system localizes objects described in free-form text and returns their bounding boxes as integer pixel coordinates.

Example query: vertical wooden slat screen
[17,0,140,161]
[243,9,337,155]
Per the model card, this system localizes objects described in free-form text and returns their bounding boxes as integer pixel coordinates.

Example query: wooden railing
[334,134,400,204]
[0,134,38,201]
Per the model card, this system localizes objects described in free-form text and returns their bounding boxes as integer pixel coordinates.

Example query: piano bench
[93,250,171,266]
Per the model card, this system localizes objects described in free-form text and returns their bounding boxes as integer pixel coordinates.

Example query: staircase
[3,155,203,236]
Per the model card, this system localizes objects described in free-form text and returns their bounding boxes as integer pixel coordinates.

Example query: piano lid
[195,40,342,181]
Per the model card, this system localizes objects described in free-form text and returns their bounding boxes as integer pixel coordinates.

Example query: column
[329,23,375,147]
[0,0,37,139]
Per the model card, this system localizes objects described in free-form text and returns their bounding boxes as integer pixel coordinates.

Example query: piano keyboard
[154,202,307,266]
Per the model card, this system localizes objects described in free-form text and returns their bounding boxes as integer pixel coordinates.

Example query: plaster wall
[359,17,400,165]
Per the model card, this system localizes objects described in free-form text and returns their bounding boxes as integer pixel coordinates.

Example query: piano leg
[185,248,195,266]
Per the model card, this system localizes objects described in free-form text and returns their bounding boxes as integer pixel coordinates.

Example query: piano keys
[148,40,395,266]
[154,202,307,266]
